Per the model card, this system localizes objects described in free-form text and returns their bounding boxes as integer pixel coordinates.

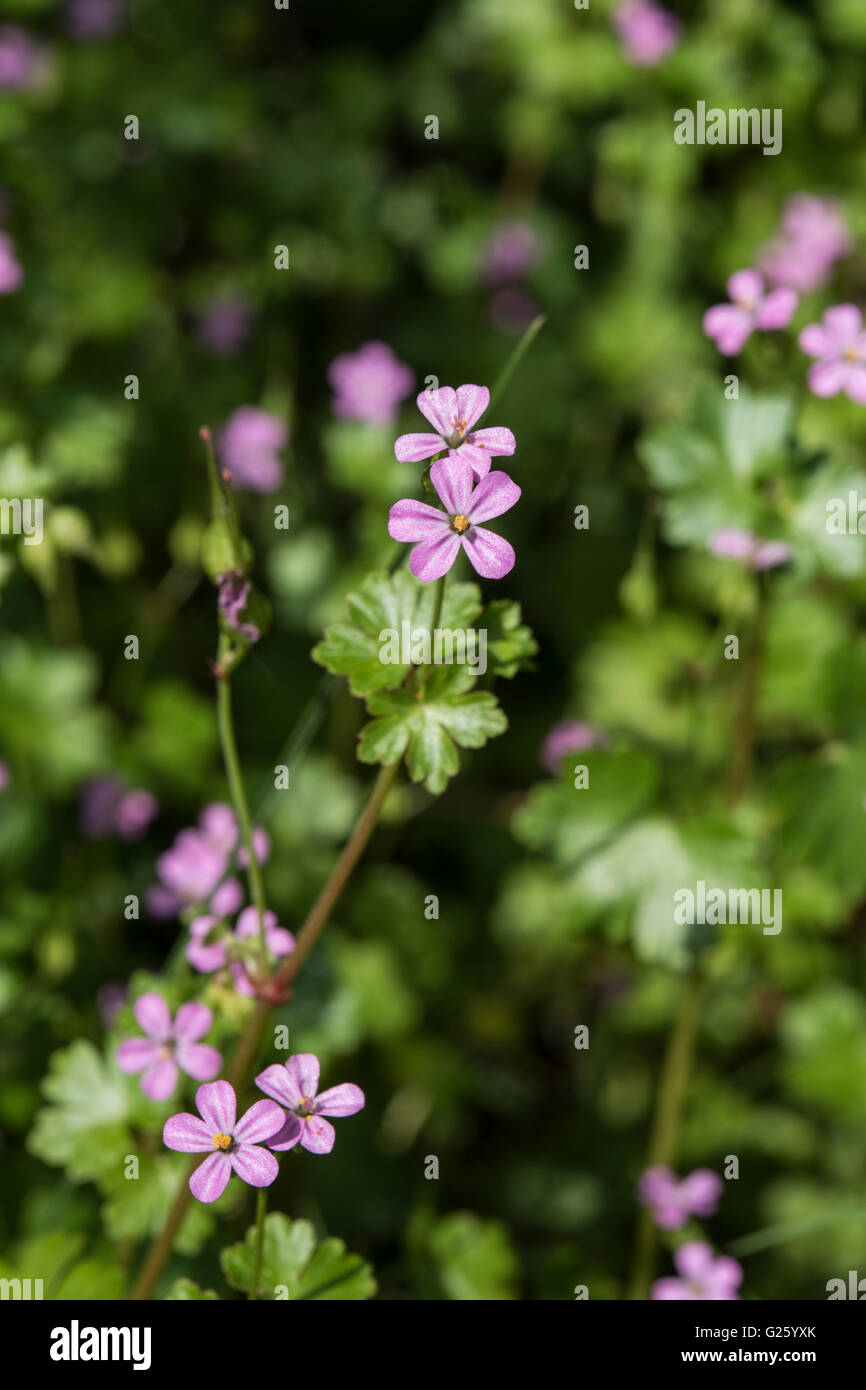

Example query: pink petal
[210,877,243,916]
[163,1111,215,1153]
[388,498,450,543]
[235,906,276,940]
[189,1151,232,1203]
[195,1079,236,1134]
[808,359,847,397]
[172,1001,213,1041]
[186,939,227,972]
[703,304,752,355]
[176,1041,222,1082]
[466,426,515,457]
[314,1083,365,1117]
[409,531,462,582]
[451,443,492,480]
[299,1115,336,1154]
[461,526,515,580]
[116,1038,160,1075]
[230,1144,279,1188]
[674,1241,714,1282]
[679,1169,723,1215]
[652,1277,694,1300]
[467,469,521,525]
[133,992,171,1041]
[754,287,797,330]
[233,1098,287,1145]
[753,540,792,569]
[844,364,866,404]
[267,1114,303,1151]
[394,431,445,463]
[430,456,474,515]
[454,384,489,431]
[823,303,862,341]
[287,1054,320,1100]
[141,1057,179,1102]
[710,1256,743,1292]
[726,269,763,307]
[798,322,831,357]
[255,1061,302,1109]
[416,386,457,436]
[267,926,295,957]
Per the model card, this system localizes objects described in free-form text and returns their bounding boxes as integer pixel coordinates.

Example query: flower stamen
[212,1131,232,1150]
[451,514,470,533]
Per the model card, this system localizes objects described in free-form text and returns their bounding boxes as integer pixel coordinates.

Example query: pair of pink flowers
[163,1056,365,1203]
[389,385,521,582]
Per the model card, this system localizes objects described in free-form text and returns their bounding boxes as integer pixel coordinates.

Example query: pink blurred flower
[218,406,287,493]
[638,1166,724,1230]
[0,26,46,91]
[66,0,126,42]
[708,529,792,571]
[798,304,866,404]
[328,341,413,425]
[760,194,851,294]
[0,761,10,790]
[388,455,521,582]
[652,1242,743,1301]
[541,720,605,774]
[116,994,221,1101]
[80,776,158,841]
[196,295,252,357]
[482,221,538,285]
[612,1,680,67]
[0,231,23,295]
[703,270,797,356]
[394,384,516,482]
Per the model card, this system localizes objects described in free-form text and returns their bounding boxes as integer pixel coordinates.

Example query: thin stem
[216,664,269,965]
[248,1189,268,1301]
[726,580,768,806]
[488,314,546,410]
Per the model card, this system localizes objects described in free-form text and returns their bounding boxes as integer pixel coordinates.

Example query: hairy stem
[248,1188,268,1301]
[216,665,269,964]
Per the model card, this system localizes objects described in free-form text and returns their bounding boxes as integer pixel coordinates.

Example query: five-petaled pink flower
[798,304,866,404]
[163,1080,285,1203]
[703,270,797,356]
[652,1242,743,1301]
[394,384,515,482]
[388,456,520,582]
[116,994,221,1101]
[256,1054,365,1155]
[638,1166,723,1230]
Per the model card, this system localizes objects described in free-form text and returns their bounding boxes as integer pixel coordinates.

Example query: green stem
[216,660,269,965]
[488,314,546,410]
[248,1188,268,1301]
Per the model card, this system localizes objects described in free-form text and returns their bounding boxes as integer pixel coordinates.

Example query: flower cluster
[389,385,521,582]
[163,1058,365,1202]
[146,801,264,920]
[80,775,158,841]
[760,194,850,295]
[638,1165,742,1300]
[612,1,680,68]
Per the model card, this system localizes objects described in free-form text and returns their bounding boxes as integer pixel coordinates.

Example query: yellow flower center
[451,416,468,438]
[212,1131,232,1151]
[844,345,861,361]
[452,514,470,533]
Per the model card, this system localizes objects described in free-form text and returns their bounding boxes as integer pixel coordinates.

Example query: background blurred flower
[652,1243,743,1300]
[328,341,413,424]
[218,406,287,493]
[80,776,158,841]
[0,231,23,294]
[799,304,866,403]
[66,0,126,42]
[612,1,680,67]
[760,194,850,293]
[708,528,792,570]
[196,294,252,357]
[0,26,45,91]
[703,270,797,355]
[541,720,606,774]
[638,1166,724,1230]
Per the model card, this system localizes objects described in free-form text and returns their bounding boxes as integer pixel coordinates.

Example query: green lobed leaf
[220,1212,376,1300]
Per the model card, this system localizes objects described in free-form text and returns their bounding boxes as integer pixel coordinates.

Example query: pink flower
[388,456,520,583]
[652,1242,743,1300]
[760,194,850,294]
[708,528,792,571]
[612,1,680,67]
[0,26,45,91]
[218,406,287,493]
[703,270,797,356]
[163,1080,284,1203]
[798,304,866,404]
[394,384,515,482]
[198,802,238,854]
[482,221,538,285]
[0,231,23,294]
[256,1054,365,1155]
[186,905,293,990]
[80,776,158,841]
[541,720,605,774]
[196,295,251,356]
[147,829,229,917]
[328,341,414,425]
[638,1167,724,1230]
[116,995,221,1101]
